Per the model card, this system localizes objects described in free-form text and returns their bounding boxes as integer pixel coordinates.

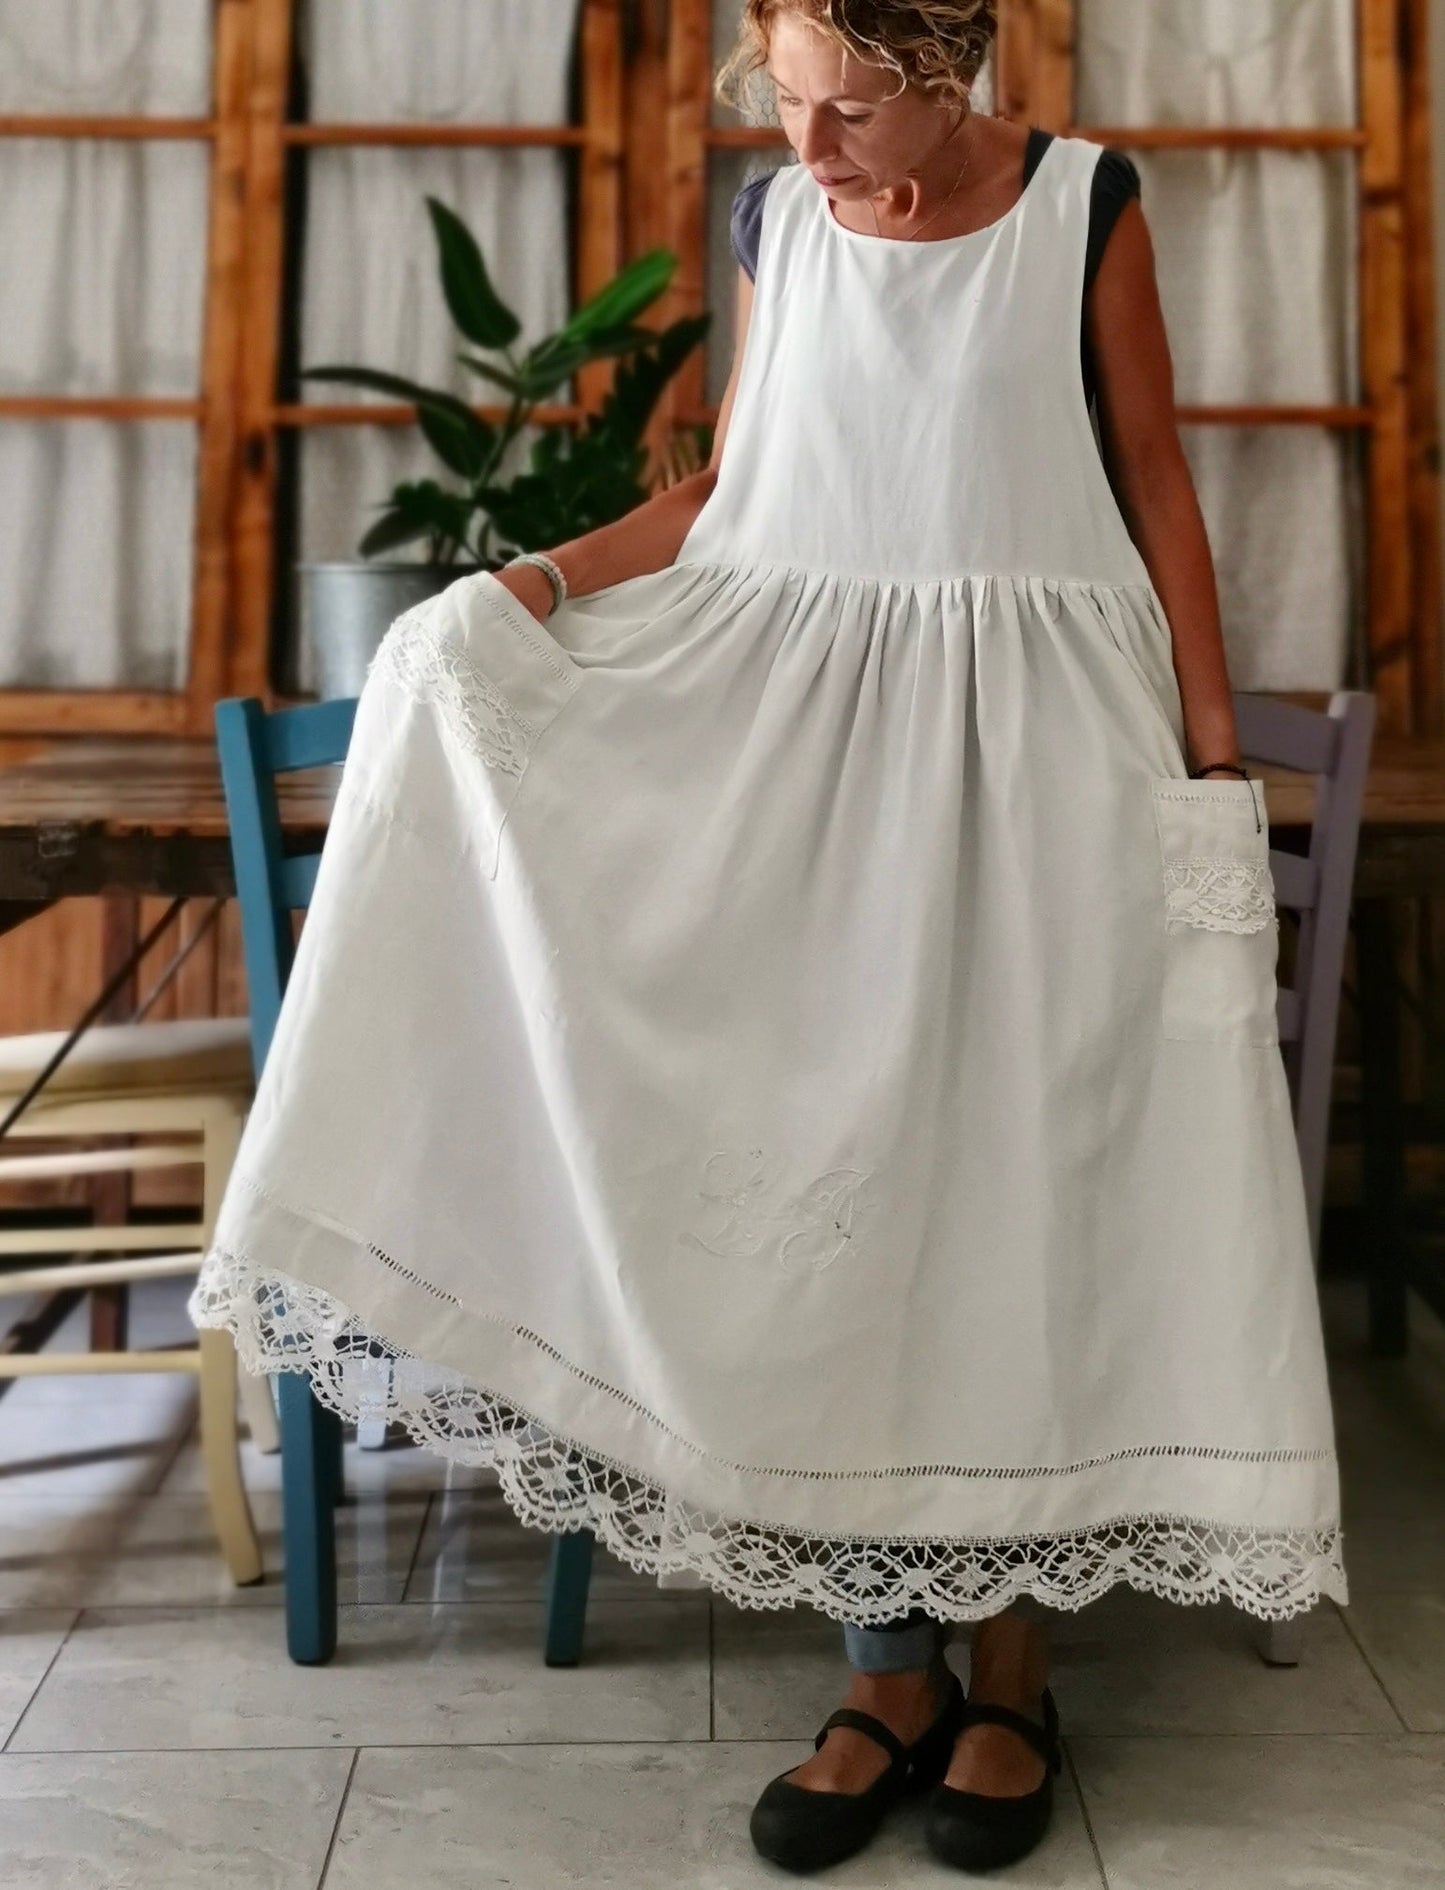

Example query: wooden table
[0,732,1439,1352]
[0,737,338,928]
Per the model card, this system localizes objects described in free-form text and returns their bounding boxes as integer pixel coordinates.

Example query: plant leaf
[415,401,494,478]
[358,509,434,557]
[457,354,524,397]
[301,364,446,403]
[549,250,676,346]
[426,197,521,349]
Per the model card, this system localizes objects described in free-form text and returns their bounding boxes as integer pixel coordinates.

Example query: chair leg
[196,1329,264,1586]
[1253,1615,1304,1666]
[1356,898,1410,1357]
[237,1364,281,1454]
[278,1370,339,1664]
[318,1389,347,1506]
[543,1528,595,1666]
[354,1347,393,1450]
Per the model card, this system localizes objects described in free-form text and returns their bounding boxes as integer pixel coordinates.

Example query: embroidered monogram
[679,1146,879,1272]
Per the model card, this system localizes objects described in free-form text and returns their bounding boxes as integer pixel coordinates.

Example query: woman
[192,0,1347,1875]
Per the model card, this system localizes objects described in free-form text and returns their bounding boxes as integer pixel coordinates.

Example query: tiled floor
[0,1273,1440,1887]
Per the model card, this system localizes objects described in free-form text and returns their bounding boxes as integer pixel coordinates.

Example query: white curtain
[1077,0,1361,691]
[291,0,581,692]
[705,0,1360,692]
[0,1,210,689]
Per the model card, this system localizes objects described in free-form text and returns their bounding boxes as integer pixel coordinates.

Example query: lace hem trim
[189,1252,1348,1625]
[1163,858,1280,934]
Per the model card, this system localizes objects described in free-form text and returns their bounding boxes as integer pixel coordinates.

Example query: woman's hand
[491,562,555,627]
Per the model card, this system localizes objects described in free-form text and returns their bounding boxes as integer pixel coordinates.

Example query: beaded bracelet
[506,551,567,616]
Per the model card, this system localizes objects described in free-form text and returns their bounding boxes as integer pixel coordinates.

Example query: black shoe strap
[813,1706,907,1769]
[956,1686,1059,1766]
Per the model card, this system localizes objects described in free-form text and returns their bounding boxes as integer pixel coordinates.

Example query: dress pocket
[368,568,583,878]
[1148,776,1281,1046]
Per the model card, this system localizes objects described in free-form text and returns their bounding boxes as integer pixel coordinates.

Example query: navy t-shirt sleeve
[730,171,776,282]
[1083,147,1141,294]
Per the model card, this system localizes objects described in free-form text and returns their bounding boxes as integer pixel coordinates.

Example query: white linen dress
[190,132,1349,1626]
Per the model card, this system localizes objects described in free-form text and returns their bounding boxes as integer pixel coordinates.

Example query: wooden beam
[228,0,295,703]
[186,0,254,727]
[0,116,215,140]
[1360,0,1415,732]
[576,0,626,415]
[664,0,712,434]
[1403,0,1442,736]
[0,695,193,737]
[269,400,587,428]
[280,122,590,147]
[702,125,1371,151]
[0,398,203,421]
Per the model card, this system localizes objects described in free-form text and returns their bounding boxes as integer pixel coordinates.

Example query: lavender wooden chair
[1232,687,1376,1665]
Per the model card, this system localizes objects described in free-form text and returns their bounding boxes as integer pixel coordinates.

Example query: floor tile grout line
[6,1593,708,1618]
[314,1746,360,1890]
[398,1491,435,1602]
[1331,1603,1417,1732]
[0,1606,82,1755]
[4,1732,1442,1760]
[1062,1740,1113,1890]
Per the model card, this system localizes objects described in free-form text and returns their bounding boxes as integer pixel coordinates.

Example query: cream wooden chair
[0,1014,275,1584]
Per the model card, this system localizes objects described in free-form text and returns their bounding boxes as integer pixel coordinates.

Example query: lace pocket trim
[368,600,537,779]
[1162,857,1279,934]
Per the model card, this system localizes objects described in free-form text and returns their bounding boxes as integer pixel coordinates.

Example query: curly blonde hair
[714,1,996,121]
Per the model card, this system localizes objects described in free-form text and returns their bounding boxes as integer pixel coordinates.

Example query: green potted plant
[296,196,712,698]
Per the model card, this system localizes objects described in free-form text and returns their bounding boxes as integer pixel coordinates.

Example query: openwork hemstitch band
[189,1250,1348,1626]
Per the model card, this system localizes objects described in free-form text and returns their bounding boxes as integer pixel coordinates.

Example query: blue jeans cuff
[842,1612,946,1673]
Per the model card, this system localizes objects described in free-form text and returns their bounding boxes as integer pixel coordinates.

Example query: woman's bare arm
[1087,199,1241,774]
[493,267,756,622]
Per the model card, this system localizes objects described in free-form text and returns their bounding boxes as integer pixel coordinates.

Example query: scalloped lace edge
[189,1252,1349,1625]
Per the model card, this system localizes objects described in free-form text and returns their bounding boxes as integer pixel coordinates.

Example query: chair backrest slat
[214,694,358,1080]
[1236,689,1376,1265]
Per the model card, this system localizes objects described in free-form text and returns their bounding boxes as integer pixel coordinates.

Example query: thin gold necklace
[867,110,977,242]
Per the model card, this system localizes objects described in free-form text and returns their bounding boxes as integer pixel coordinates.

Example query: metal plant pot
[293,561,473,700]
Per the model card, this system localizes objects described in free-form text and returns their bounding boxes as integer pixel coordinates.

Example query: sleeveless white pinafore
[191,134,1348,1624]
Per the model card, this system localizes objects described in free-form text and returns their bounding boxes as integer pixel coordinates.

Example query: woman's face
[765,11,961,196]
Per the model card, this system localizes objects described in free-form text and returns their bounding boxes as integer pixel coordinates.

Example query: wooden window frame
[0,0,624,734]
[229,0,625,706]
[0,0,1432,741]
[0,0,251,735]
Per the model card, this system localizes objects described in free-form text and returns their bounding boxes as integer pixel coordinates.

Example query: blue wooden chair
[213,692,596,1667]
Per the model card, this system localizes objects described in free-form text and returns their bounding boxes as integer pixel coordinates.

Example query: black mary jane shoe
[749,1668,966,1874]
[924,1684,1063,1873]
